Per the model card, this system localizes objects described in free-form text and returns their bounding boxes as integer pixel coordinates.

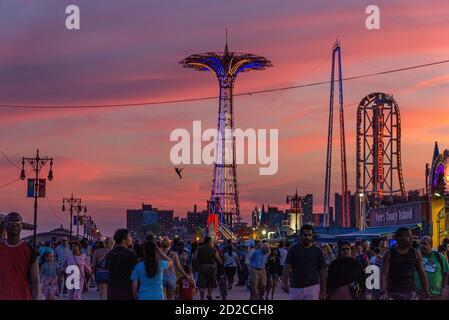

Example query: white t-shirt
[223,252,238,267]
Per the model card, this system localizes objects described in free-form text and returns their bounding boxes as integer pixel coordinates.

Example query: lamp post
[20,149,54,248]
[358,193,365,230]
[83,215,92,239]
[74,204,87,239]
[62,194,82,242]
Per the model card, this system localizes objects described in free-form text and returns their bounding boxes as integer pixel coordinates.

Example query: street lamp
[74,204,88,239]
[20,149,54,248]
[62,194,83,242]
[358,193,365,230]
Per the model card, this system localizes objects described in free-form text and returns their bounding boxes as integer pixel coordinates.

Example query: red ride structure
[356,92,406,226]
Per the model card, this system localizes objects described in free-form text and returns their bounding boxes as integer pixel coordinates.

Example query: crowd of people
[2,211,449,300]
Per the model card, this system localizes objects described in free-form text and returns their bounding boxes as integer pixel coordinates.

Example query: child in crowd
[40,250,60,300]
[176,265,195,300]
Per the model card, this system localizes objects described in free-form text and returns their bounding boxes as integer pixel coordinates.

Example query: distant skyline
[1,1,449,236]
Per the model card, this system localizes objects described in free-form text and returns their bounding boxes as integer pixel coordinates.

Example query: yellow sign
[431,197,446,248]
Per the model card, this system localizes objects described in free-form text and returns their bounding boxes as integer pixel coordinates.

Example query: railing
[218,221,237,241]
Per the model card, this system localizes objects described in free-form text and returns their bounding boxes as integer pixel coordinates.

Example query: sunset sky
[1,0,449,236]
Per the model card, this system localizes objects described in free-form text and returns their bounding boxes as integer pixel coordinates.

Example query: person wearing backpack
[415,236,449,300]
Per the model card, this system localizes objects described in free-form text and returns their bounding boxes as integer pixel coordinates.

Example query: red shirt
[177,276,195,300]
[0,240,35,300]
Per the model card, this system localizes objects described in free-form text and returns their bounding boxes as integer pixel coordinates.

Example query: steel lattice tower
[180,38,272,227]
[323,40,349,227]
[356,92,406,223]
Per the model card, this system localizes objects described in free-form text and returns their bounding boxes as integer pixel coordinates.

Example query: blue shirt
[130,260,170,300]
[250,249,265,269]
[55,244,71,266]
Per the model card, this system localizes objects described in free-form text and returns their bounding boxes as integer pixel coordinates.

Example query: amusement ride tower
[323,40,350,227]
[356,92,406,227]
[180,36,272,228]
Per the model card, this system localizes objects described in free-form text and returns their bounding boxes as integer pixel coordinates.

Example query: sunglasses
[341,247,351,251]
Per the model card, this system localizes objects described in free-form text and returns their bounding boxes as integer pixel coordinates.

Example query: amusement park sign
[369,202,422,227]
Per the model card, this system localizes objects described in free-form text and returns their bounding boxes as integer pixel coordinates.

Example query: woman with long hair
[265,247,281,300]
[161,237,189,300]
[131,241,173,300]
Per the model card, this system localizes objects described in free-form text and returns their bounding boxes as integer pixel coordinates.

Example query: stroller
[216,264,227,300]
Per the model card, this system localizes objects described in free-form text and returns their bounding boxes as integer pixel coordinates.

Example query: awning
[314,227,358,243]
[334,224,422,240]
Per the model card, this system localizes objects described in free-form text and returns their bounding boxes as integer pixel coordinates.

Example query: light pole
[62,194,82,242]
[358,193,365,230]
[83,215,92,239]
[74,204,87,239]
[20,149,54,248]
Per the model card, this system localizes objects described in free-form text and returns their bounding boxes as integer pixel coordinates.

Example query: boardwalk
[57,282,290,301]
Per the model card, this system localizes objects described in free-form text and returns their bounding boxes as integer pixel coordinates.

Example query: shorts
[267,273,279,280]
[289,284,320,300]
[41,277,59,297]
[266,273,279,288]
[225,266,237,277]
[163,273,177,292]
[197,264,217,289]
[96,270,109,284]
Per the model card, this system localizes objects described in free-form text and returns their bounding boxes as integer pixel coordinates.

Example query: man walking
[105,229,137,300]
[415,236,448,300]
[281,224,327,300]
[380,228,430,300]
[55,236,71,295]
[0,212,40,300]
[195,236,222,300]
[249,242,270,300]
